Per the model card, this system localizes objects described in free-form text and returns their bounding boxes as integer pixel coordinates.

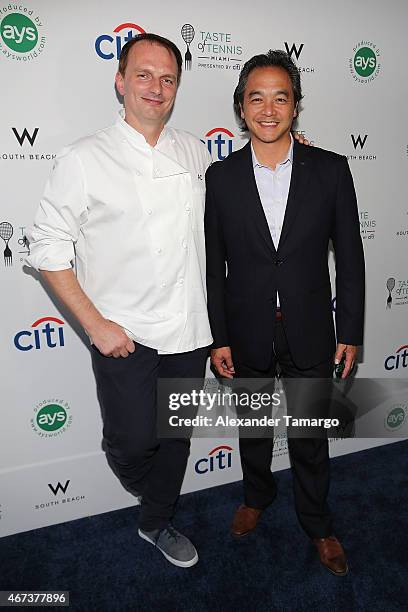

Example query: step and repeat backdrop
[1,0,407,537]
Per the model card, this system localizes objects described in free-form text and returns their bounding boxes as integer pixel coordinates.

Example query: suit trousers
[236,319,333,539]
[91,343,208,531]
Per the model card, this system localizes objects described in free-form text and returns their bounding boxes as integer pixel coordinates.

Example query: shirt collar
[251,133,294,169]
[116,108,169,148]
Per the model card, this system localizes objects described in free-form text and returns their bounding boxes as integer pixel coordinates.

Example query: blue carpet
[1,441,408,611]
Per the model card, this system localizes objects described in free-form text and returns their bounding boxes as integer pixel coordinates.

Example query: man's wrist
[82,311,106,337]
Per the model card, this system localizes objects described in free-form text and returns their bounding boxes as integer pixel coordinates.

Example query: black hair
[233,49,303,131]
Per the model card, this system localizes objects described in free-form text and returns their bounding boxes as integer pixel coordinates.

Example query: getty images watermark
[167,388,339,430]
[157,378,408,439]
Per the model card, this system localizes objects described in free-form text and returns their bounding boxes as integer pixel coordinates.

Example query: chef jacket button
[182,239,187,249]
[160,282,167,288]
[178,278,184,285]
[156,248,162,254]
[146,209,152,215]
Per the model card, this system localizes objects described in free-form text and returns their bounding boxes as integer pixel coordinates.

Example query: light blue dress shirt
[252,134,294,307]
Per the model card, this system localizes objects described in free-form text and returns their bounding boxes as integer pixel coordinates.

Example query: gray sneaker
[138,524,198,568]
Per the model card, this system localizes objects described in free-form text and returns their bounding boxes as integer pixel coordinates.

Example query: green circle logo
[36,404,67,432]
[354,46,376,77]
[0,13,38,53]
[386,406,405,430]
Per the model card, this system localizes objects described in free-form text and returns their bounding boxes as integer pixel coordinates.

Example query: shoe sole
[138,529,199,568]
[231,529,253,538]
[322,562,349,577]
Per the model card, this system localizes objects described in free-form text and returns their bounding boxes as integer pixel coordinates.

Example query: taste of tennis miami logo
[385,277,408,309]
[349,41,381,84]
[0,222,30,268]
[359,210,376,240]
[180,23,243,71]
[0,5,46,61]
[31,399,73,438]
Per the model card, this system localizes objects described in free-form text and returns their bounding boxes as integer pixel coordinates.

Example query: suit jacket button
[276,259,284,266]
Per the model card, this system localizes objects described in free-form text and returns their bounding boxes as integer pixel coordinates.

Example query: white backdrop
[1,0,407,537]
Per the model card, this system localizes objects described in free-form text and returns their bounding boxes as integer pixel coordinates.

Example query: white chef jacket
[27,111,213,354]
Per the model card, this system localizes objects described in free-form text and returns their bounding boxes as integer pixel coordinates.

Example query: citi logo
[195,445,233,474]
[48,480,70,496]
[95,23,145,60]
[351,134,368,150]
[284,42,304,60]
[202,128,234,161]
[12,127,39,147]
[14,316,65,351]
[384,344,408,371]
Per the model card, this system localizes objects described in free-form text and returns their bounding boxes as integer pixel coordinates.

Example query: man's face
[115,41,179,132]
[240,66,297,146]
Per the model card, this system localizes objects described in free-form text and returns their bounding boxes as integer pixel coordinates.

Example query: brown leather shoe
[313,536,348,576]
[231,504,262,537]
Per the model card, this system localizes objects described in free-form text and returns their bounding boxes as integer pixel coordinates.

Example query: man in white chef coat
[27,33,212,568]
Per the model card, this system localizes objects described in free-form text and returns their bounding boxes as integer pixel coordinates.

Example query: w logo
[351,134,368,150]
[48,480,70,496]
[12,127,39,147]
[284,42,304,60]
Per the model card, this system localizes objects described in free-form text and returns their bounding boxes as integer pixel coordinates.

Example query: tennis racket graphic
[386,277,395,309]
[181,24,195,70]
[0,221,13,267]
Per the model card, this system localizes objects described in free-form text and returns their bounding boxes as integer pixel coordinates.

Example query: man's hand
[40,269,135,359]
[90,319,135,358]
[211,346,235,379]
[293,131,312,146]
[334,343,357,379]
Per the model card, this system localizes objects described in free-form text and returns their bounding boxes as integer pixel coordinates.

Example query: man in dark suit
[204,50,365,576]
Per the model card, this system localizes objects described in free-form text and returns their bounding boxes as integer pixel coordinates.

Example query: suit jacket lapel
[236,142,276,256]
[278,140,311,251]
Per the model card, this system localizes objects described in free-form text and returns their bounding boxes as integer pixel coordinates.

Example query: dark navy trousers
[91,342,208,531]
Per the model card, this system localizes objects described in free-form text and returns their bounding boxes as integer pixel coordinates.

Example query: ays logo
[385,405,407,432]
[195,445,233,474]
[201,128,235,160]
[31,399,72,438]
[14,316,65,351]
[384,344,408,371]
[349,41,381,84]
[95,22,145,61]
[0,5,46,61]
